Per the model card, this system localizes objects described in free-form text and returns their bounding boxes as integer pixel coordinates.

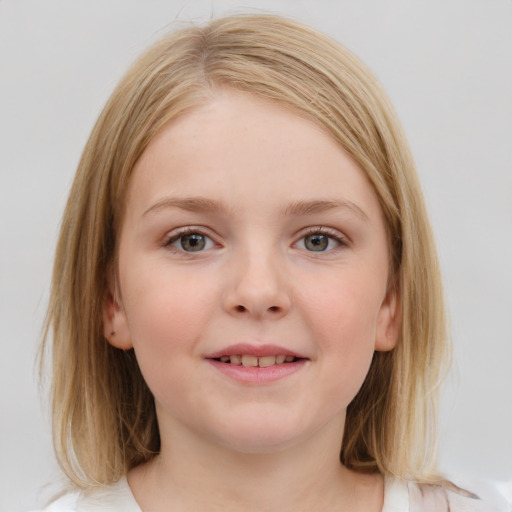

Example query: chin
[205,414,320,455]
[217,433,303,455]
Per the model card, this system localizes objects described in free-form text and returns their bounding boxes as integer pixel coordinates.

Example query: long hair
[42,13,450,487]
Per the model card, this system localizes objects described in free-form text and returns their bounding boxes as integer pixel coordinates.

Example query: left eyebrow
[281,199,369,222]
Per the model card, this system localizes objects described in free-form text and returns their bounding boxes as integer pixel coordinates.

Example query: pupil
[305,234,328,251]
[181,234,205,251]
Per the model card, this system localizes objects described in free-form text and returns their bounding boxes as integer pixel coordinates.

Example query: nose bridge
[224,238,290,318]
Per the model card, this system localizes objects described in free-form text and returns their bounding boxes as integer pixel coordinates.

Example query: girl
[35,13,507,512]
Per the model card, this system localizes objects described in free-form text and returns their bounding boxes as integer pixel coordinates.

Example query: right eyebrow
[142,196,231,217]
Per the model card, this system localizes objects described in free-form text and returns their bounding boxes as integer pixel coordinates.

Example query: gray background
[1,0,511,510]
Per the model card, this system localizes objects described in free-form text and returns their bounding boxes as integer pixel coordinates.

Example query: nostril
[268,306,279,312]
[235,305,246,313]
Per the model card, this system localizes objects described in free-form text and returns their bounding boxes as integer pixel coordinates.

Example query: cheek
[302,269,383,344]
[297,270,385,391]
[120,269,220,409]
[120,263,219,364]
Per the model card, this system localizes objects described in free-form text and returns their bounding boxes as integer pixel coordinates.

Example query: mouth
[212,354,300,368]
[205,344,308,383]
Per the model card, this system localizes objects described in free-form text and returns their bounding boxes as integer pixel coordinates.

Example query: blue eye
[168,232,215,252]
[297,231,343,252]
[305,233,330,251]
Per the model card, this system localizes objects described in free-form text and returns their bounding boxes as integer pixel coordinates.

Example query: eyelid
[294,226,349,251]
[163,226,219,252]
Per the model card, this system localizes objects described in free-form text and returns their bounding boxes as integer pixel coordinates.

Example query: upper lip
[205,343,307,359]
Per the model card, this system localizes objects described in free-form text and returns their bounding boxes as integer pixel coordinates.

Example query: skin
[104,90,400,511]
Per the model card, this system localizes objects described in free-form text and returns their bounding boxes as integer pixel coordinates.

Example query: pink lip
[206,358,307,384]
[205,343,306,359]
[204,343,308,384]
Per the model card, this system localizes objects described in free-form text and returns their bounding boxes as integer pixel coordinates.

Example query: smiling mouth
[213,355,299,368]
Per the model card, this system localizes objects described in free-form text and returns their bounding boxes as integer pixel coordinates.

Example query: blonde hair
[43,14,450,488]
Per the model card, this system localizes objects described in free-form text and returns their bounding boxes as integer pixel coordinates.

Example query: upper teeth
[218,355,295,367]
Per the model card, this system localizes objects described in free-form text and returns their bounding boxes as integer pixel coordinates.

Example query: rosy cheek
[125,270,216,348]
[306,282,380,348]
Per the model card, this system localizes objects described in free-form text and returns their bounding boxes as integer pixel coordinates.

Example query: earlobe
[102,283,133,350]
[374,285,401,352]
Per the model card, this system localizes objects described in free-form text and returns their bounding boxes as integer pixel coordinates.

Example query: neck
[128,416,383,512]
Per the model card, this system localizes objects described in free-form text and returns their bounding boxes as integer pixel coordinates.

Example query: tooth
[285,356,295,362]
[241,355,258,367]
[230,355,242,365]
[258,355,276,367]
[275,355,286,364]
[220,356,230,363]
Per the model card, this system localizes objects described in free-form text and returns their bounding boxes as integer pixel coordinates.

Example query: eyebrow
[142,196,368,222]
[143,197,231,217]
[281,199,369,222]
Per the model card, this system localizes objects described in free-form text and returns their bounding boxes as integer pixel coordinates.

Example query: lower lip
[206,359,307,384]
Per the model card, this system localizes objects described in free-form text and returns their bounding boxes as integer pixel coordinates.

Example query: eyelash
[162,226,348,254]
[295,227,348,253]
[163,227,217,254]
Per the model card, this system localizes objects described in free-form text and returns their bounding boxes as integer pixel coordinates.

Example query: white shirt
[32,476,511,512]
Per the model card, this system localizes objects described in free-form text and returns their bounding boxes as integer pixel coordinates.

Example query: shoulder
[383,477,511,512]
[445,479,512,512]
[28,493,78,512]
[28,477,141,512]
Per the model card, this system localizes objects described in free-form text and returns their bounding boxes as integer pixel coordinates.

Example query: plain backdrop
[1,1,511,510]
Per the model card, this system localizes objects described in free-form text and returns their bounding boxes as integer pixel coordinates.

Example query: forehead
[137,91,335,175]
[122,90,379,226]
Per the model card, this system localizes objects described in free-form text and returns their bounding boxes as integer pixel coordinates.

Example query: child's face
[104,90,399,454]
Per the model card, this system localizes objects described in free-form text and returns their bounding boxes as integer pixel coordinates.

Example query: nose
[223,248,291,320]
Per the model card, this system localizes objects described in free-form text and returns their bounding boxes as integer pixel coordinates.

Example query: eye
[296,230,344,252]
[167,231,215,252]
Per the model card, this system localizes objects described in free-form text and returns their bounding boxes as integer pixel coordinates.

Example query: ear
[374,282,401,352]
[102,277,133,350]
